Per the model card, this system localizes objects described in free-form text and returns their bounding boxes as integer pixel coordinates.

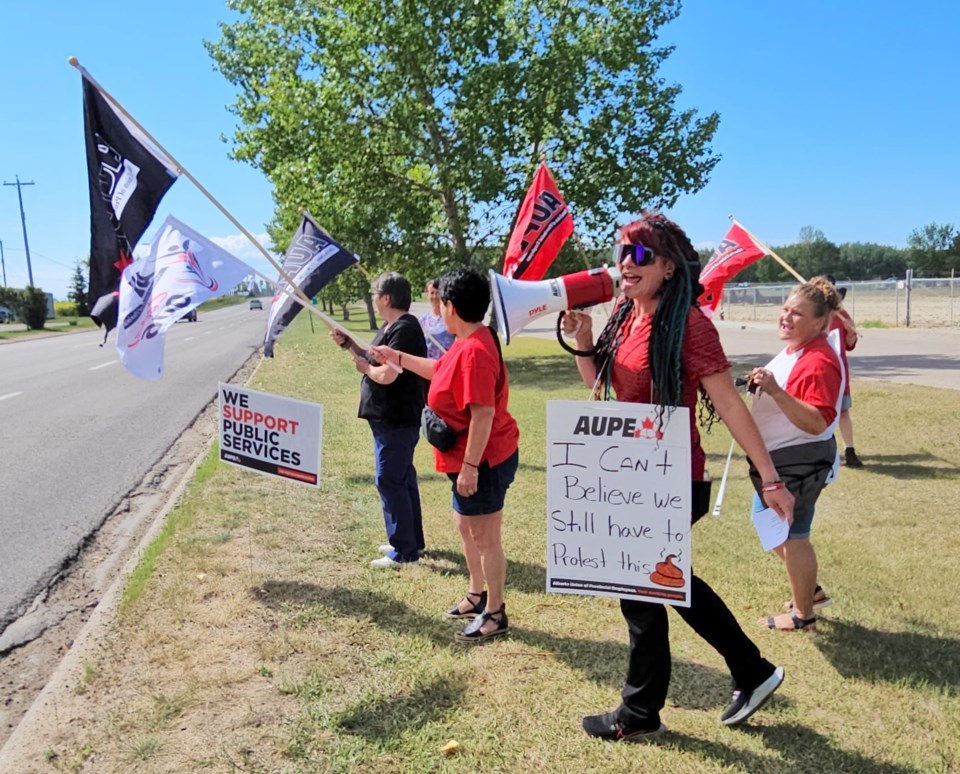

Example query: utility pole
[0,239,6,285]
[3,175,35,286]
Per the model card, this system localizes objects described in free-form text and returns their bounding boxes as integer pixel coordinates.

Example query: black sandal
[455,604,508,643]
[764,612,817,632]
[444,590,487,620]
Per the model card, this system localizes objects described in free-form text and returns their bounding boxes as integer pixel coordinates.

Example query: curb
[0,432,214,770]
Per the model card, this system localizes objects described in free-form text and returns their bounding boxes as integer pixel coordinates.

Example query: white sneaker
[720,666,785,726]
[379,544,425,557]
[370,555,419,569]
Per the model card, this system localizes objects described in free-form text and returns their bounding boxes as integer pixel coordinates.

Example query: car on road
[0,306,15,323]
[249,299,263,310]
[184,309,198,322]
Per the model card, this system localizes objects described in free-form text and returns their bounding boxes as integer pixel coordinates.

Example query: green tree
[775,231,840,282]
[69,260,90,317]
[207,0,720,287]
[0,286,47,330]
[907,222,958,276]
[837,242,908,280]
[797,225,827,244]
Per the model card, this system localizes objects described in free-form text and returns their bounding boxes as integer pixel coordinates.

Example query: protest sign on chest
[546,400,692,607]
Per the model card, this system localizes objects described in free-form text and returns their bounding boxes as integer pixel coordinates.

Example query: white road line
[0,392,23,401]
[89,361,116,371]
[184,336,196,341]
[204,330,213,335]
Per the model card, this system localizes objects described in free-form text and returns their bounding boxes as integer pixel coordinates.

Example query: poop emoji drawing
[650,554,685,588]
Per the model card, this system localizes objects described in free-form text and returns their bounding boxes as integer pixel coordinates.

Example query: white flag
[116,215,253,379]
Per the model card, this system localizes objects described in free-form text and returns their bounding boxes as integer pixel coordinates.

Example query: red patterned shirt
[610,305,729,479]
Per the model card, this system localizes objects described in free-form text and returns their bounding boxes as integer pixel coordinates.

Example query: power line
[3,175,35,286]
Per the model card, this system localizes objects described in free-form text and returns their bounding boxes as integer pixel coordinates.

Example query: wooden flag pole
[727,214,806,283]
[71,58,390,359]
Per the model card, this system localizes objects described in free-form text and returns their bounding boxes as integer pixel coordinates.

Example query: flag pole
[71,59,390,360]
[727,215,806,283]
[711,439,736,517]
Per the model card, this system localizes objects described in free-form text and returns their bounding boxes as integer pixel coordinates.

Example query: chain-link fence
[718,277,960,327]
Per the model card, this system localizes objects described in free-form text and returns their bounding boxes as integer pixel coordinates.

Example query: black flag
[263,214,359,357]
[82,78,178,331]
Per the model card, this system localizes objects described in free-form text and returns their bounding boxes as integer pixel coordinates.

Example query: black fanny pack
[420,407,461,452]
[748,438,837,508]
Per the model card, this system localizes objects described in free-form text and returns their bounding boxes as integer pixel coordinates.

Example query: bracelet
[761,480,785,492]
[399,352,403,368]
[462,460,479,469]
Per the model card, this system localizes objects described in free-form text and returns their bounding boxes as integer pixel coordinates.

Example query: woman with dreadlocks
[561,212,795,742]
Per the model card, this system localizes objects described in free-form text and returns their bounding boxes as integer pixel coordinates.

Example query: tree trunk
[341,302,350,321]
[365,295,377,330]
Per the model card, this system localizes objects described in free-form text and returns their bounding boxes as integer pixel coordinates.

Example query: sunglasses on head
[612,243,656,266]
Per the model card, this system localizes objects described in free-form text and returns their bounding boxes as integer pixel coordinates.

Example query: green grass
[0,316,99,339]
[119,446,220,613]
[0,296,250,341]
[54,308,960,773]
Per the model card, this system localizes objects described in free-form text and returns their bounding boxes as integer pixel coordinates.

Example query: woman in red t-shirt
[746,276,844,631]
[561,212,794,741]
[371,269,519,644]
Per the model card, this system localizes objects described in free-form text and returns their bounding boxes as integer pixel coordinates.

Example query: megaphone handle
[556,311,597,357]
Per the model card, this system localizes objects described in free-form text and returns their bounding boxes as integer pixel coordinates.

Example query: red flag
[697,223,768,316]
[502,163,574,280]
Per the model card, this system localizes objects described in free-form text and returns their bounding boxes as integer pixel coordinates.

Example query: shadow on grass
[253,581,729,703]
[844,452,960,480]
[344,470,451,487]
[421,548,547,595]
[667,724,921,774]
[334,674,468,741]
[816,620,960,690]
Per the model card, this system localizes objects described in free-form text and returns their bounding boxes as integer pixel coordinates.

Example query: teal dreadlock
[592,212,719,431]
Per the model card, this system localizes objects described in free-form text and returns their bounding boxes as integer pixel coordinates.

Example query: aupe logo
[572,415,662,440]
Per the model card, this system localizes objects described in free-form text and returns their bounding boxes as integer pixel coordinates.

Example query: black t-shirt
[358,313,428,426]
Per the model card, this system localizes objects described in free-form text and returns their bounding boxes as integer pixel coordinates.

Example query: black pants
[616,574,775,728]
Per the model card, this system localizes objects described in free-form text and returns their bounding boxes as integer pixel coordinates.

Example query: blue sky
[2,2,958,299]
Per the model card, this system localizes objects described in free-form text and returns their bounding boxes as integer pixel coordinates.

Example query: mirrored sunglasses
[612,243,656,266]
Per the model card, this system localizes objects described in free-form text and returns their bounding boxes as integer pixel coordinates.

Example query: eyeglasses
[612,243,656,266]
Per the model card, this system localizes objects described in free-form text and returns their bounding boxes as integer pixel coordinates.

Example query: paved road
[0,304,267,636]
[506,307,960,391]
[713,320,960,390]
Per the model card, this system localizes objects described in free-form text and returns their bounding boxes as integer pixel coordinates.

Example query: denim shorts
[753,492,815,539]
[447,449,519,516]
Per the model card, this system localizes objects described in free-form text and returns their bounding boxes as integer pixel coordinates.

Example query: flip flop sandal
[764,612,817,632]
[784,584,833,612]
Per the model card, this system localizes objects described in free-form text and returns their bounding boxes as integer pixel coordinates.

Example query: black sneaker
[721,666,785,726]
[582,711,666,742]
[844,447,864,468]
